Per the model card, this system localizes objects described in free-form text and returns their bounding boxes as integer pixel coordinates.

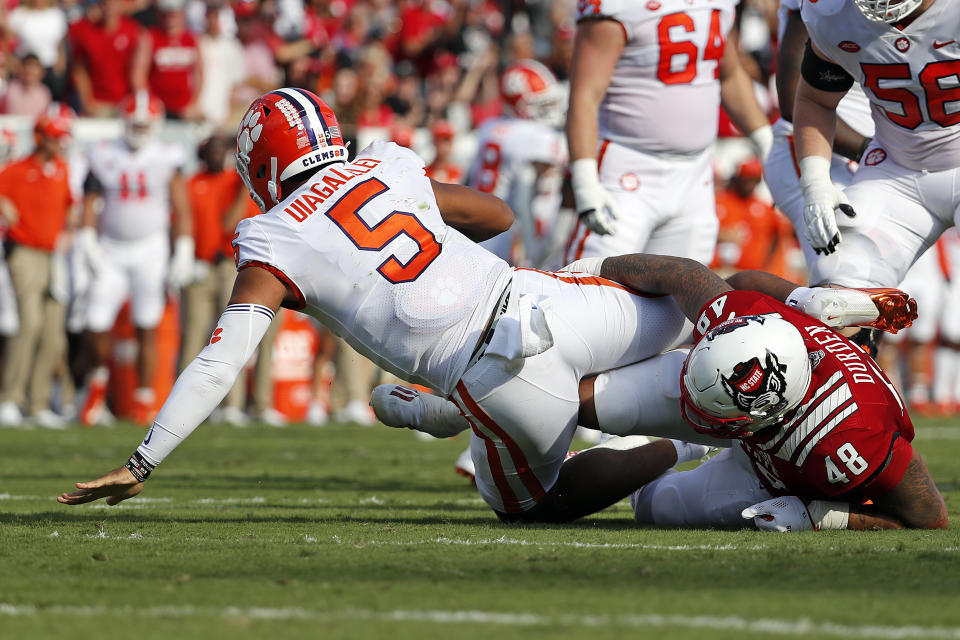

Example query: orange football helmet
[236,87,347,212]
[500,59,564,128]
[119,91,164,149]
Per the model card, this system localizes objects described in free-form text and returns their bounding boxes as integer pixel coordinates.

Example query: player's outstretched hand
[742,496,815,532]
[57,466,143,506]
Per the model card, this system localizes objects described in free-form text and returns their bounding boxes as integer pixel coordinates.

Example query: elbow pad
[800,40,854,92]
[137,304,276,466]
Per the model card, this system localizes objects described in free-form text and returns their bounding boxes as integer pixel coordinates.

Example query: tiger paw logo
[431,276,462,306]
[237,109,264,156]
[208,327,223,345]
[864,148,886,166]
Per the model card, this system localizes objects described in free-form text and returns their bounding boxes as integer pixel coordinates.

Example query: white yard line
[1,603,958,638]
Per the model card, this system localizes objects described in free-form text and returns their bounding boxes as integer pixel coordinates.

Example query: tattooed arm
[599,255,732,322]
[847,449,948,530]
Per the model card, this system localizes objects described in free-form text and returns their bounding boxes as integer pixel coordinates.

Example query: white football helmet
[500,60,565,129]
[852,0,923,23]
[681,315,812,438]
[120,91,164,150]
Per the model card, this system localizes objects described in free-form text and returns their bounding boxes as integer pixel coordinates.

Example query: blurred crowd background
[0,0,954,432]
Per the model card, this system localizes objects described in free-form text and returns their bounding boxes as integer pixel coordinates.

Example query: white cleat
[335,400,375,426]
[0,401,24,427]
[259,408,288,428]
[31,409,68,430]
[370,384,470,438]
[306,401,329,427]
[220,406,250,428]
[454,447,476,483]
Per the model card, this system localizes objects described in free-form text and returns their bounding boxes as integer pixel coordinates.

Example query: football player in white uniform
[763,0,875,271]
[794,0,960,288]
[564,0,773,265]
[59,88,783,522]
[467,60,567,267]
[75,91,194,426]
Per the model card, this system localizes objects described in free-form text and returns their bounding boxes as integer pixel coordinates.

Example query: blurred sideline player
[933,230,960,414]
[180,135,282,427]
[76,91,194,426]
[793,0,960,290]
[424,120,462,185]
[877,245,947,413]
[467,59,567,267]
[0,105,76,428]
[762,0,874,272]
[0,128,21,363]
[712,158,801,281]
[564,0,773,266]
[61,87,774,520]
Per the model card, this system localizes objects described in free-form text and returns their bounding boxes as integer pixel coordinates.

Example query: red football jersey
[693,290,915,501]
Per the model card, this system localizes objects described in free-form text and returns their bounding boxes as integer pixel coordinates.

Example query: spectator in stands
[2,54,52,118]
[196,3,243,129]
[0,104,75,429]
[233,0,282,120]
[385,60,425,127]
[68,0,142,117]
[425,120,462,184]
[131,0,203,120]
[8,0,68,100]
[325,66,360,149]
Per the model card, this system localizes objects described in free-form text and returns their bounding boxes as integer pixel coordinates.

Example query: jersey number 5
[327,177,441,284]
[657,9,725,85]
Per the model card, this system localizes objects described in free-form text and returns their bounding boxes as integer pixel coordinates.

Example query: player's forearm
[134,302,277,469]
[719,53,769,138]
[566,94,600,162]
[600,254,732,322]
[833,118,871,163]
[845,506,906,530]
[170,175,192,238]
[726,270,800,303]
[794,81,839,162]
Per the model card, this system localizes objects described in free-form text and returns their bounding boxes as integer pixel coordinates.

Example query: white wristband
[748,124,773,161]
[560,257,605,276]
[806,500,850,530]
[570,158,600,190]
[798,155,832,190]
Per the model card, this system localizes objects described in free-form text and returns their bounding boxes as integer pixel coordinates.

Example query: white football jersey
[778,0,874,138]
[87,139,186,241]
[802,0,960,171]
[467,118,566,202]
[233,141,513,395]
[577,0,738,155]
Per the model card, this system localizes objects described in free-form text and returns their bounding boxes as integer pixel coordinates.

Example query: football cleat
[454,447,476,485]
[370,384,470,438]
[79,375,108,428]
[860,288,918,334]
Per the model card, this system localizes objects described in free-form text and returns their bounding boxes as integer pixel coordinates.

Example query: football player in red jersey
[575,264,946,531]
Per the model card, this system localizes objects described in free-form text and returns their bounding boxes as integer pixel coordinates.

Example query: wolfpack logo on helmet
[721,350,790,420]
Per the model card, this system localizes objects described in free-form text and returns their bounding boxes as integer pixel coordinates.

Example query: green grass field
[2,418,959,639]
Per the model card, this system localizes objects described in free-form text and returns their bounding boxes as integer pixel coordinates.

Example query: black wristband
[854,137,872,162]
[124,451,155,482]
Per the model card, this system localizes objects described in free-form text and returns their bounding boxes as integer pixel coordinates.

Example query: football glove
[571,158,620,236]
[799,156,856,255]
